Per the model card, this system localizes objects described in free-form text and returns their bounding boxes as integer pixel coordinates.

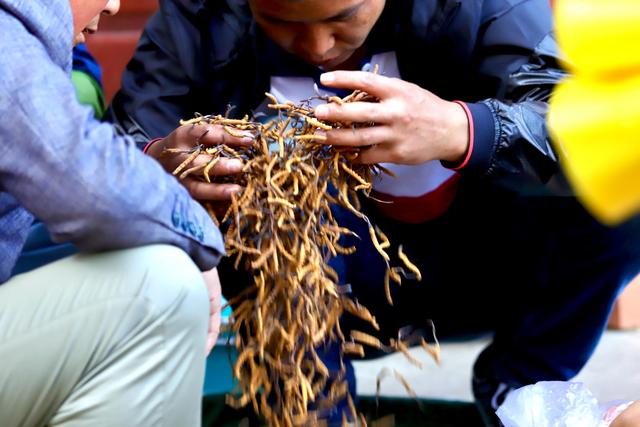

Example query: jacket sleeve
[107,0,210,148]
[455,0,570,193]
[0,24,224,271]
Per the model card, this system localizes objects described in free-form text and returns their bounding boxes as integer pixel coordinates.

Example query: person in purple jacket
[0,1,246,425]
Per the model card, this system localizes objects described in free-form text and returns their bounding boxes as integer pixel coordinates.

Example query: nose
[294,25,336,63]
[103,0,121,16]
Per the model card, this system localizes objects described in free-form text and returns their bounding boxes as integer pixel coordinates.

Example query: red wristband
[143,137,164,154]
[450,101,474,171]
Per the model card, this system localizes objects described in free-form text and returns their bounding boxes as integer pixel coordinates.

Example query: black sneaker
[472,354,518,427]
[473,377,515,426]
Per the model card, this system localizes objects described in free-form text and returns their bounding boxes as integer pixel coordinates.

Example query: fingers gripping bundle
[170,89,436,426]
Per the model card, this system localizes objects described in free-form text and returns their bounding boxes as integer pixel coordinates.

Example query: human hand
[314,71,470,165]
[147,124,254,202]
[202,267,222,355]
[611,401,640,427]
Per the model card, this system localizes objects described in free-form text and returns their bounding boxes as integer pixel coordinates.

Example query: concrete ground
[354,329,640,403]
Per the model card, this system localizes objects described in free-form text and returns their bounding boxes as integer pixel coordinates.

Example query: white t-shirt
[257,51,460,223]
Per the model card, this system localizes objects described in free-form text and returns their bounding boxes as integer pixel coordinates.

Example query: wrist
[443,101,471,164]
[144,137,165,158]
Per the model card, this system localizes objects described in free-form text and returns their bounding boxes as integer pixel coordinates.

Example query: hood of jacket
[0,0,73,72]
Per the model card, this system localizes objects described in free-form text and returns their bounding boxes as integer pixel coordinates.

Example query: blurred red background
[85,0,158,104]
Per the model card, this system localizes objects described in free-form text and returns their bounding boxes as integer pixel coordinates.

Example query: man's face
[68,0,120,45]
[249,0,385,70]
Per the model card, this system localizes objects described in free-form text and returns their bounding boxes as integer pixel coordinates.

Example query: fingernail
[315,130,327,138]
[320,73,335,84]
[228,159,243,172]
[225,187,242,197]
[239,130,255,141]
[315,104,328,118]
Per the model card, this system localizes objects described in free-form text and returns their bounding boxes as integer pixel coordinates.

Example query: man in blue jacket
[0,0,249,425]
[109,0,640,425]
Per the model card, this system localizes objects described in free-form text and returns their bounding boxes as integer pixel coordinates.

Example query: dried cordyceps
[170,88,439,426]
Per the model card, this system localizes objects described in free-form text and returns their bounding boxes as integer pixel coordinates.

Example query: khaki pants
[0,245,209,427]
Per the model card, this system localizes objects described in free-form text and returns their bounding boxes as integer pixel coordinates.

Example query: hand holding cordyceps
[147,124,254,203]
[314,71,469,165]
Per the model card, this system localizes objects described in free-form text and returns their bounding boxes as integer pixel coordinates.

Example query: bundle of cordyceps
[169,88,439,426]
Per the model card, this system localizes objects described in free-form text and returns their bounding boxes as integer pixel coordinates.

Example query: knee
[129,245,209,334]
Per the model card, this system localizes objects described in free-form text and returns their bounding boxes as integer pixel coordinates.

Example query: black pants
[336,179,640,386]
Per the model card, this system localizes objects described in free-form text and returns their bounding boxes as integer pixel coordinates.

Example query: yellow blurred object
[550,0,640,224]
[555,0,640,78]
[549,75,640,225]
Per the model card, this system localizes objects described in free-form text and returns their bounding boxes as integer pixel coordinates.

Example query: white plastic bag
[496,381,633,427]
